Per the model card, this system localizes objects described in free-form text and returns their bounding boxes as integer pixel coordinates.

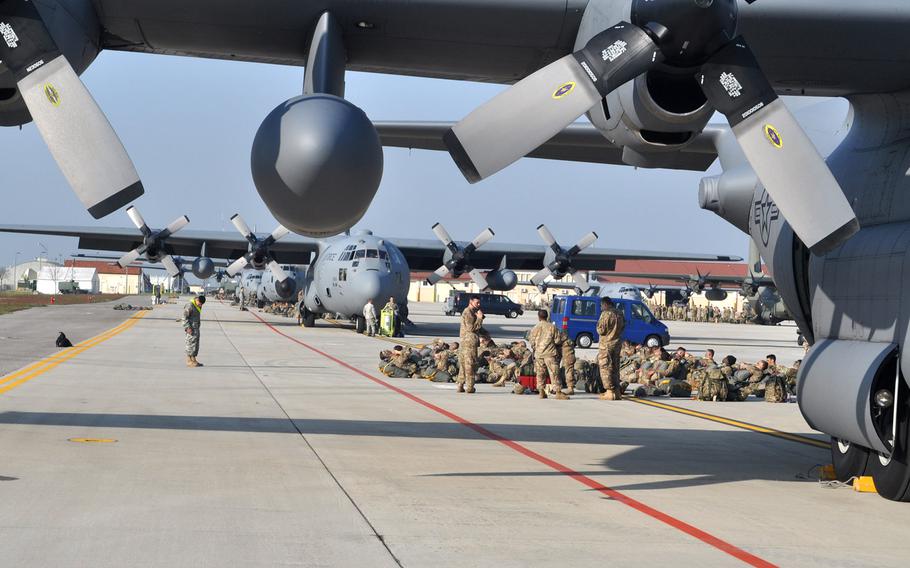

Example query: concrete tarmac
[0,299,907,567]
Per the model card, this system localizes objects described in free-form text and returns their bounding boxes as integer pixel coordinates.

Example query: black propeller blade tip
[442,129,481,184]
[87,181,145,219]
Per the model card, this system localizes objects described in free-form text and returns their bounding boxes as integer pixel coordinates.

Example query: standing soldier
[183,294,206,367]
[363,298,378,337]
[528,310,568,400]
[558,328,577,395]
[597,297,625,400]
[457,296,488,393]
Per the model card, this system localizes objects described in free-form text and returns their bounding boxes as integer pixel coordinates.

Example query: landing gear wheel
[867,379,910,501]
[354,316,366,334]
[830,438,870,482]
[300,308,316,328]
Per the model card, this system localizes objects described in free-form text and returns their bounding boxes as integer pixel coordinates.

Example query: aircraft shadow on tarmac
[0,412,826,490]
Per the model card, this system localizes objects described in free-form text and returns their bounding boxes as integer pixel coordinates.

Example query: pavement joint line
[324,317,827,451]
[0,311,147,395]
[629,399,829,450]
[213,308,404,568]
[251,310,776,568]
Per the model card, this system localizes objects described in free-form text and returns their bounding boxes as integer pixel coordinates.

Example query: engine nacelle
[572,0,715,167]
[0,0,100,126]
[192,257,215,280]
[485,269,517,292]
[251,94,383,238]
[705,288,727,302]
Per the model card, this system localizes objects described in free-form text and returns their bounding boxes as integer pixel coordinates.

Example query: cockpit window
[379,250,388,260]
[366,249,378,258]
[354,249,366,259]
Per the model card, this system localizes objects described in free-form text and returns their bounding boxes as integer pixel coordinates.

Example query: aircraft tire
[830,438,870,482]
[355,316,366,334]
[867,378,910,501]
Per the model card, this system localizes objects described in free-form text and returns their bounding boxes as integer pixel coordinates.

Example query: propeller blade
[230,214,253,239]
[444,22,663,182]
[530,267,553,287]
[468,228,495,251]
[270,225,290,242]
[426,265,451,285]
[267,260,289,282]
[469,269,490,291]
[572,271,591,293]
[567,231,598,256]
[698,37,859,255]
[117,248,142,269]
[431,223,455,246]
[0,2,144,218]
[126,206,149,233]
[160,215,190,238]
[227,256,249,277]
[160,255,181,277]
[536,224,559,249]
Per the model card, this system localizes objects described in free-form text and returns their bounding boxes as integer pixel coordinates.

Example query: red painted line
[248,312,775,568]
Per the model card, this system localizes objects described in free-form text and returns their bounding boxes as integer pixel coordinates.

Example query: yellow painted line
[68,438,117,444]
[629,398,829,449]
[0,311,147,395]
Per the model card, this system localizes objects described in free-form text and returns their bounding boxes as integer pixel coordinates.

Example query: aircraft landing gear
[354,316,366,334]
[300,307,316,328]
[867,376,910,501]
[830,438,870,482]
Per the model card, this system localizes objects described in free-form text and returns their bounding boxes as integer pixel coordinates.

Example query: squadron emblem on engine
[44,84,60,107]
[764,124,783,149]
[552,82,576,99]
[753,189,780,247]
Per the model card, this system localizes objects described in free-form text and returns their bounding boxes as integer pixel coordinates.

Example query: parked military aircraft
[0,221,738,331]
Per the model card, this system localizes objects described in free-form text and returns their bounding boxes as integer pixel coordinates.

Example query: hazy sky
[0,50,847,267]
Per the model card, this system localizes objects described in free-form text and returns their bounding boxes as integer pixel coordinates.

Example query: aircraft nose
[359,270,383,301]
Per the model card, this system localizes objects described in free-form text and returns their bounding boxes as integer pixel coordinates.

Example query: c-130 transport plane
[2,0,910,500]
[0,218,739,330]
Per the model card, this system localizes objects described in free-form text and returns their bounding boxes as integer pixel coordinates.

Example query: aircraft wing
[0,225,321,265]
[375,122,718,172]
[392,238,741,272]
[603,272,775,288]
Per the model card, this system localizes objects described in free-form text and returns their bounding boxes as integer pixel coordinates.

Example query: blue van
[549,295,670,349]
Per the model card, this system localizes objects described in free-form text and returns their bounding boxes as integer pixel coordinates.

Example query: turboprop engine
[251,94,383,238]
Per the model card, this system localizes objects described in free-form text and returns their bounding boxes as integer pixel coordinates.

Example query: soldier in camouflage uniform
[597,297,625,400]
[558,328,577,395]
[457,297,489,393]
[182,295,206,367]
[528,309,569,399]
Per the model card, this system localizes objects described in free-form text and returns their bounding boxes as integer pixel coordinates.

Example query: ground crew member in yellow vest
[558,328,577,395]
[597,297,625,400]
[528,309,569,400]
[182,294,206,367]
[457,296,488,393]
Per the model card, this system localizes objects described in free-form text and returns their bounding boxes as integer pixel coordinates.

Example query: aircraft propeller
[116,206,189,277]
[425,223,495,290]
[226,214,291,283]
[0,1,144,218]
[529,224,597,292]
[443,0,858,255]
